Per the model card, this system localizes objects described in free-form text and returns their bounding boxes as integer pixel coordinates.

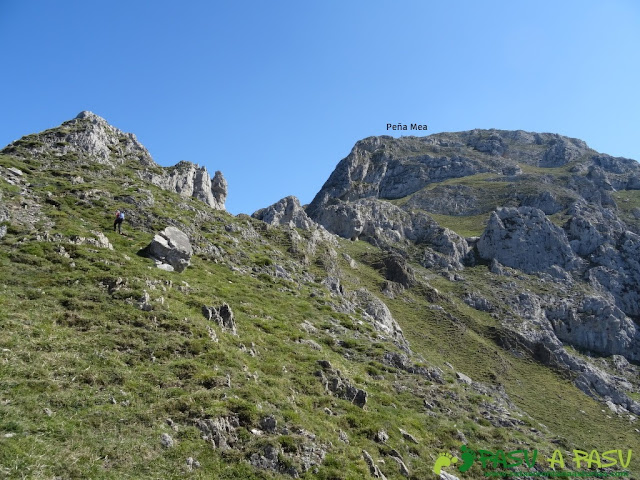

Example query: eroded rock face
[500,291,640,414]
[564,201,626,256]
[547,297,639,361]
[477,207,580,275]
[306,130,594,217]
[540,137,585,167]
[351,288,406,346]
[211,171,228,207]
[202,303,237,335]
[196,416,239,449]
[563,202,640,317]
[310,198,470,268]
[252,196,315,229]
[142,161,227,210]
[406,184,481,215]
[517,191,564,215]
[144,226,193,272]
[306,136,493,212]
[316,360,368,408]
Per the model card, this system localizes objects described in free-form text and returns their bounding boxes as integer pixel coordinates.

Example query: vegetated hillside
[303,131,640,408]
[0,114,638,480]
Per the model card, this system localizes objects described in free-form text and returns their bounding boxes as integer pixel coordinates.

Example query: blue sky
[1,1,639,214]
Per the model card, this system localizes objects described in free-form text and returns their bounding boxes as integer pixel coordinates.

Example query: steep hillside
[1,115,638,479]
[302,131,640,409]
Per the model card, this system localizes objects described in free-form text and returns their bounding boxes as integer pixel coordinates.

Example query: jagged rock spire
[139,161,228,210]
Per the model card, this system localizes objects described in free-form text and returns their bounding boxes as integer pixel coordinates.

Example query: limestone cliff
[298,129,640,414]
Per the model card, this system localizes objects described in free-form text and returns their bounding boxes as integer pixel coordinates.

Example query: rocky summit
[1,116,639,479]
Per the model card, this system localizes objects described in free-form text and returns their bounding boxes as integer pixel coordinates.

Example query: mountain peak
[2,111,155,168]
[75,110,105,121]
[1,113,228,211]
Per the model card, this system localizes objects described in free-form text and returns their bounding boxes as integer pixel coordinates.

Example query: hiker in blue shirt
[114,209,125,234]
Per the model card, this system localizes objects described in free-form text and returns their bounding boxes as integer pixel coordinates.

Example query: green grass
[613,190,640,231]
[1,144,639,479]
[428,212,490,237]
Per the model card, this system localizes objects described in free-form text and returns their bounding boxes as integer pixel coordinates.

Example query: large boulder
[144,226,193,272]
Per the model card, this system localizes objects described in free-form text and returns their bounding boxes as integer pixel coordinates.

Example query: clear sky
[1,1,639,214]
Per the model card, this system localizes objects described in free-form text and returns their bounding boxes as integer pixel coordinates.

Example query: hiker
[114,209,125,234]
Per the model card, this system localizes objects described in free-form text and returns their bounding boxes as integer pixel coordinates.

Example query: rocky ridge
[2,115,639,479]
[302,129,640,415]
[1,111,227,210]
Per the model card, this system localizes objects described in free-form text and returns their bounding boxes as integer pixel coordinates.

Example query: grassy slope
[1,152,638,479]
[339,243,640,466]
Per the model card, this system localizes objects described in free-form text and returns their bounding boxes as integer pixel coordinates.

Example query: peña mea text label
[387,123,428,131]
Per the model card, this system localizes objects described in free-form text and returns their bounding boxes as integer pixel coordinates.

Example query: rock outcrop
[143,226,193,272]
[564,201,640,317]
[298,129,640,416]
[316,360,368,408]
[362,450,387,479]
[351,288,406,345]
[252,195,315,229]
[141,161,227,210]
[498,291,640,414]
[2,111,154,166]
[305,136,494,211]
[477,207,581,276]
[310,197,469,268]
[2,111,228,211]
[202,303,237,335]
[547,296,639,360]
[306,130,597,218]
[196,416,239,450]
